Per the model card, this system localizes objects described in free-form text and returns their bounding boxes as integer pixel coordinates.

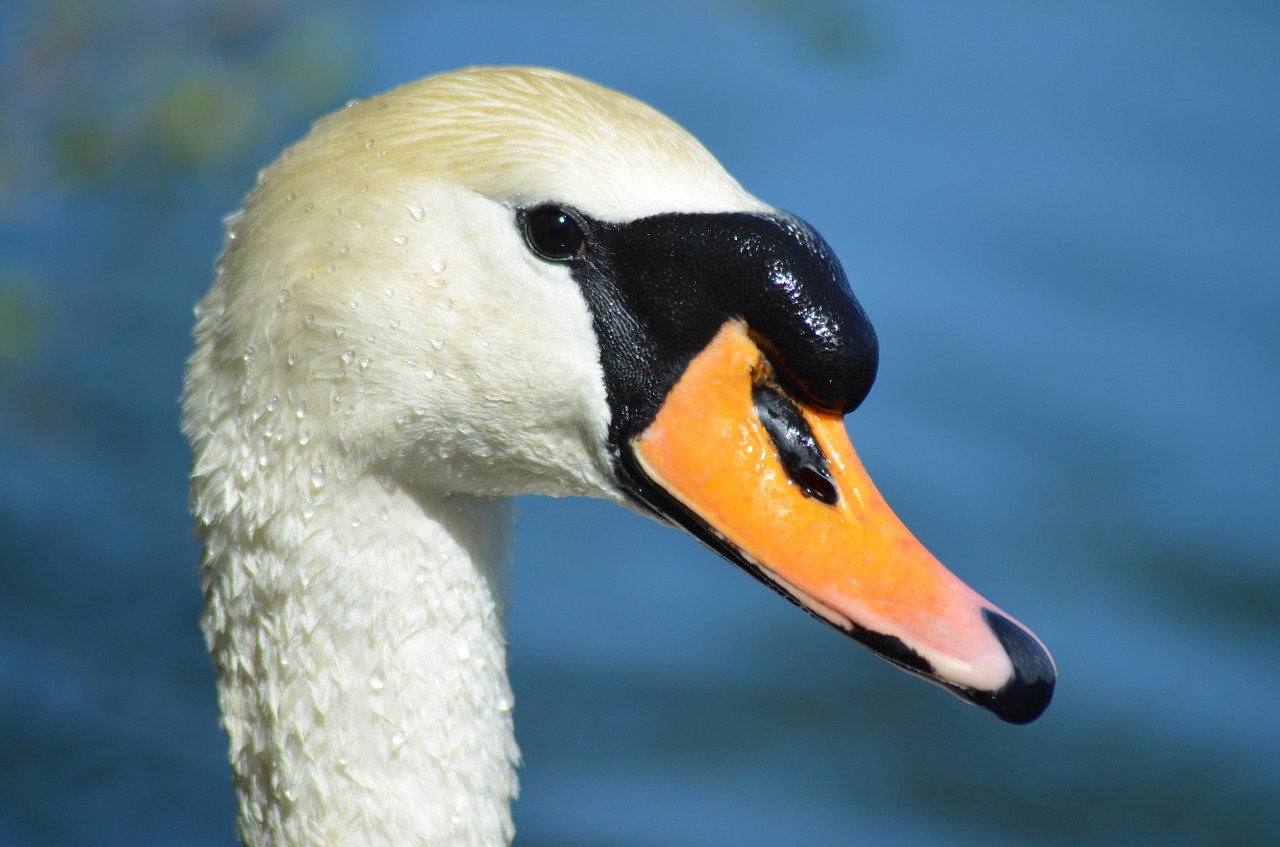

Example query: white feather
[183,67,770,846]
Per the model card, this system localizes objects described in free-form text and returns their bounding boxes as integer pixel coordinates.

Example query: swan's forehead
[299,67,767,220]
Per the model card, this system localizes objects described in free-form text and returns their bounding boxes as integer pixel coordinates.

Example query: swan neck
[202,476,520,846]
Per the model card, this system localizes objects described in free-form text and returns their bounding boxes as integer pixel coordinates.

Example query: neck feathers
[198,466,520,846]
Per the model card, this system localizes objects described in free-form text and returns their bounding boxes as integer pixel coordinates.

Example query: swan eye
[522,205,588,261]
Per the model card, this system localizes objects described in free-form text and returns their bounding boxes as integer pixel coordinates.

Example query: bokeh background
[2,1,1278,845]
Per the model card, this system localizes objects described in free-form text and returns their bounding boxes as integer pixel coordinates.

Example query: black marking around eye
[565,210,879,459]
[751,373,838,506]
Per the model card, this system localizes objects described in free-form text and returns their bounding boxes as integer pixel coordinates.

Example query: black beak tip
[978,608,1056,725]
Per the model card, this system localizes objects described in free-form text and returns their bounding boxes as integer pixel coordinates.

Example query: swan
[183,67,1054,847]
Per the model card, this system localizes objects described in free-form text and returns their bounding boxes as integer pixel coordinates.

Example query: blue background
[2,1,1277,844]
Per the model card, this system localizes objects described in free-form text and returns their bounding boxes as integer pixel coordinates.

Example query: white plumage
[184,67,770,846]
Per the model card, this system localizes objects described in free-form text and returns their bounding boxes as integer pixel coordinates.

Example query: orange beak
[630,320,1054,723]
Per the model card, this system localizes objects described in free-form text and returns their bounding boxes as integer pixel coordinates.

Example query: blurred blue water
[2,1,1278,845]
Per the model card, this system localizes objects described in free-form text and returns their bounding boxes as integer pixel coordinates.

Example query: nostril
[752,376,839,507]
[796,465,837,505]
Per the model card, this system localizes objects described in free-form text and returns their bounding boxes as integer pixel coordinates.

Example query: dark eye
[522,205,587,261]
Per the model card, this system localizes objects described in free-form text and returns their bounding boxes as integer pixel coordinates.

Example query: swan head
[186,67,1053,724]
